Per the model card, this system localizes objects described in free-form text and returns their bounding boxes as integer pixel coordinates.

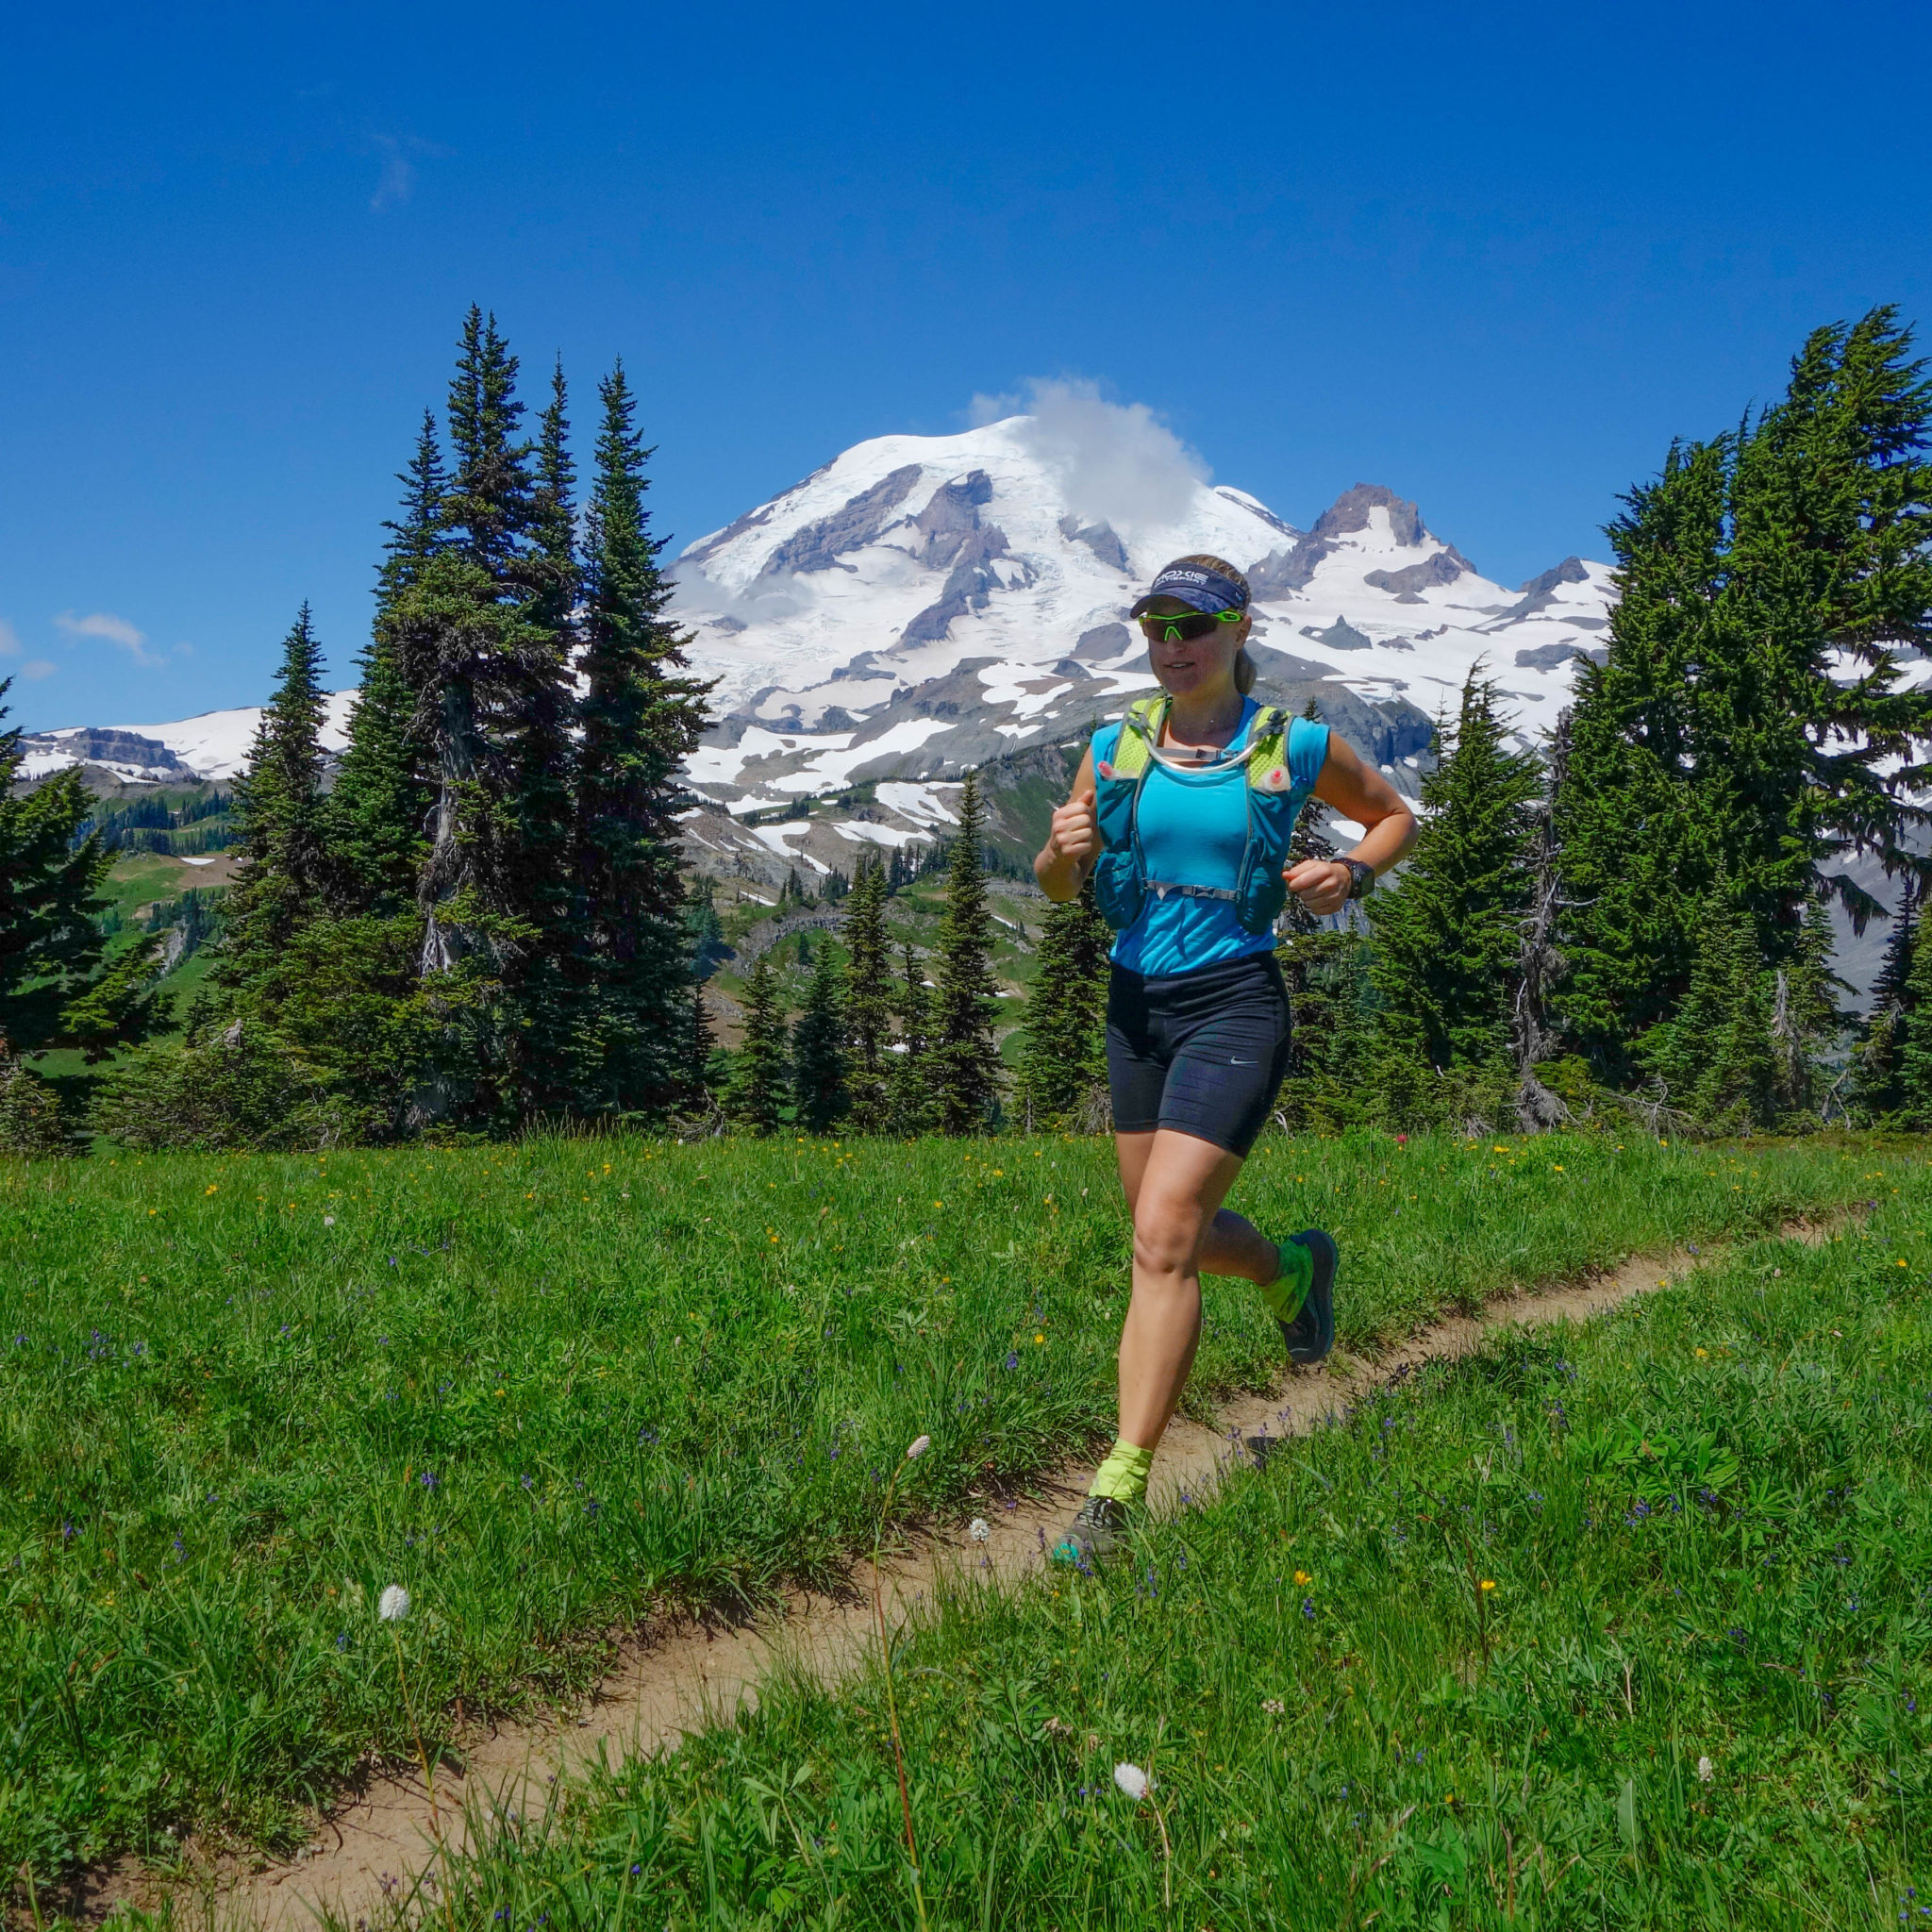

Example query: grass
[0,1129,1922,1885]
[419,1179,1932,1929]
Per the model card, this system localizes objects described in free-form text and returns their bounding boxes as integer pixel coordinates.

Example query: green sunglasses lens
[1138,608,1242,642]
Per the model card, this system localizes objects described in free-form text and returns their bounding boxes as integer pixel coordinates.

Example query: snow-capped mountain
[18,693,358,787]
[18,408,1616,864]
[672,411,1615,824]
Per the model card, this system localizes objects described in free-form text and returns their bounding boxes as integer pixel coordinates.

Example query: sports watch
[1341,858,1375,901]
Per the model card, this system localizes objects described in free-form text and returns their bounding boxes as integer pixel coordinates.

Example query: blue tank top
[1091,700,1328,977]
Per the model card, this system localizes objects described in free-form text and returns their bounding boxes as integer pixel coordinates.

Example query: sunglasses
[1137,608,1244,643]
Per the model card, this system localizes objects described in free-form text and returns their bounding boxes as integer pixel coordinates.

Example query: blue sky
[2,0,1926,733]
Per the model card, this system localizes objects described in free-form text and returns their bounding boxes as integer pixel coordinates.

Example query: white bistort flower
[968,1517,991,1543]
[1113,1763,1152,1802]
[906,1435,931,1460]
[377,1584,412,1623]
[1696,1756,1714,1783]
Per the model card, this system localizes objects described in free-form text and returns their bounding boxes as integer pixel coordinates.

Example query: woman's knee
[1132,1195,1205,1279]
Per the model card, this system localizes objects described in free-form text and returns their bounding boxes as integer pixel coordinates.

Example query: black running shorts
[1105,952,1293,1158]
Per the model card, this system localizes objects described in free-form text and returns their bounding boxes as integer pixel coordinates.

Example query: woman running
[1034,554,1418,1566]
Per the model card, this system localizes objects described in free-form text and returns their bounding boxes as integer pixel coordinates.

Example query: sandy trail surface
[63,1224,1830,1930]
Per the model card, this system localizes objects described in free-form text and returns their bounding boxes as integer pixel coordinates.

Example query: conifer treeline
[1241,307,1932,1136]
[8,304,1927,1149]
[101,308,711,1144]
[723,770,1008,1138]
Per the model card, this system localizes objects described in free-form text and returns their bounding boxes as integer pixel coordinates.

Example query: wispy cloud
[975,377,1211,542]
[0,619,20,658]
[367,131,446,211]
[20,660,55,680]
[56,609,162,668]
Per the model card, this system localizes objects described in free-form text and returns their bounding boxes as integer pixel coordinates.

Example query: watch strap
[1343,858,1375,900]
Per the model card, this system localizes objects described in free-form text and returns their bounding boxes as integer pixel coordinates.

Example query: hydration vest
[1091,697,1328,937]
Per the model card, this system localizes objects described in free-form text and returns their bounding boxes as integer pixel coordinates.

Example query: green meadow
[1,1130,1924,1897]
[433,1182,1932,1930]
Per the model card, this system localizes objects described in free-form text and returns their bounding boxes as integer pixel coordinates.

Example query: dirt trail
[88,1221,1835,1930]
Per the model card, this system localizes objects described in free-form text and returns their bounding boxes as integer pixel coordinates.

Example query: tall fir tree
[0,680,158,1058]
[1367,671,1540,1117]
[1639,887,1780,1130]
[841,852,895,1132]
[928,771,1004,1135]
[1015,877,1110,1132]
[1710,308,1932,951]
[571,358,713,1118]
[1894,908,1932,1129]
[1768,894,1844,1120]
[1512,709,1571,1131]
[388,308,580,1123]
[216,606,336,1016]
[791,942,849,1132]
[1553,440,1726,1081]
[332,412,440,913]
[1852,885,1917,1118]
[728,957,790,1134]
[888,940,937,1135]
[1557,309,1932,1086]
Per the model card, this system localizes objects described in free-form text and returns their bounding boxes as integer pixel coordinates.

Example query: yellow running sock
[1258,1239,1313,1323]
[1087,1438,1155,1505]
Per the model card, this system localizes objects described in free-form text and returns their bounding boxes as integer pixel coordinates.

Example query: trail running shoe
[1051,1494,1130,1570]
[1278,1228,1338,1366]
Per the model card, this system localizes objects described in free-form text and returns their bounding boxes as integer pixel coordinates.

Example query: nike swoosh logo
[1230,1057,1257,1066]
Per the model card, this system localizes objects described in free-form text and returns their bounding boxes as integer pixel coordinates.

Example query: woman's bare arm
[1285,734,1419,917]
[1034,744,1100,903]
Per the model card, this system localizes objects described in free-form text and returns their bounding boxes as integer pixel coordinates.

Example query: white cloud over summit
[973,378,1210,543]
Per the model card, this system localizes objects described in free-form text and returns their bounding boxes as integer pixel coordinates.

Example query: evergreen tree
[1711,308,1932,951]
[332,412,440,912]
[683,982,719,1112]
[571,359,713,1118]
[841,852,895,1132]
[888,941,937,1135]
[1512,710,1571,1131]
[1639,887,1779,1130]
[1367,672,1539,1113]
[1769,894,1844,1120]
[1895,910,1932,1129]
[728,957,790,1134]
[1553,440,1725,1081]
[1015,876,1110,1132]
[1557,309,1932,1086]
[928,771,1004,1134]
[389,308,580,1123]
[0,681,158,1058]
[216,605,336,1015]
[791,941,849,1132]
[1852,885,1917,1118]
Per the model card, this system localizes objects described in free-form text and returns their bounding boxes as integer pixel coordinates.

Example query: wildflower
[1480,1579,1497,1594]
[1696,1756,1714,1782]
[1293,1569,1311,1587]
[324,1215,336,1226]
[1113,1763,1153,1801]
[906,1435,930,1460]
[377,1584,411,1623]
[969,1517,991,1543]
[1004,1352,1020,1370]
[1261,1697,1285,1716]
